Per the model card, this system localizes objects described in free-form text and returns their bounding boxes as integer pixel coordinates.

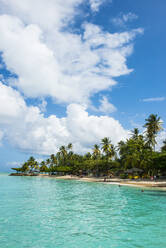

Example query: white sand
[38,174,166,189]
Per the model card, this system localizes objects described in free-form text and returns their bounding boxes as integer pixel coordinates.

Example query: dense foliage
[12,114,166,178]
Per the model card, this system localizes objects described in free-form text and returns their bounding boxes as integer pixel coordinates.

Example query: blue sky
[0,0,165,171]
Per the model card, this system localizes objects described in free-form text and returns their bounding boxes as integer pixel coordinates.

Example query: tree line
[12,114,166,178]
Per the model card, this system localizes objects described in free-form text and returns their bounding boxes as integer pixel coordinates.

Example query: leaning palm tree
[144,114,163,150]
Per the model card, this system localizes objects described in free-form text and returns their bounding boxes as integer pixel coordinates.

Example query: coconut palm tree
[84,152,92,160]
[110,144,117,159]
[59,146,67,157]
[101,137,112,158]
[59,146,67,165]
[131,128,139,140]
[117,140,126,155]
[92,144,101,159]
[144,114,163,150]
[40,161,48,173]
[66,143,73,161]
[27,156,39,170]
[56,152,61,165]
[46,158,50,164]
[68,151,74,160]
[67,143,73,151]
[21,162,29,172]
[50,154,57,165]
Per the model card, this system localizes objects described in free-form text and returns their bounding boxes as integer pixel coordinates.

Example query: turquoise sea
[0,173,166,248]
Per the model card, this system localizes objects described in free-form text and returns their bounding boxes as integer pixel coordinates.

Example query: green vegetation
[12,114,166,179]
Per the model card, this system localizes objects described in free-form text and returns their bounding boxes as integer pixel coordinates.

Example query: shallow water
[0,174,166,248]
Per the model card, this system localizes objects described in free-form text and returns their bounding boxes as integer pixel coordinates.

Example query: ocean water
[0,174,166,248]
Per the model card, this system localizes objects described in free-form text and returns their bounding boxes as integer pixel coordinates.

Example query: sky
[0,0,166,171]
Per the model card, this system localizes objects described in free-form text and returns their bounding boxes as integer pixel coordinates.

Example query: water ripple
[0,174,166,248]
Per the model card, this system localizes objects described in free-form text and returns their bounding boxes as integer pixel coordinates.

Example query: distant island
[11,114,166,185]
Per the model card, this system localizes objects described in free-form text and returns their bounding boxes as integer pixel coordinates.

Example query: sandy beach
[10,173,166,189]
[38,174,166,189]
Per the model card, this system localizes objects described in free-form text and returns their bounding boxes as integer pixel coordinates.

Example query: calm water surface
[0,173,166,248]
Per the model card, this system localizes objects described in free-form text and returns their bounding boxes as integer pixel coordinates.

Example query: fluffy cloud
[0,80,27,123]
[0,1,144,156]
[0,0,83,30]
[98,96,117,113]
[0,83,129,154]
[91,96,117,113]
[0,3,143,105]
[0,0,107,28]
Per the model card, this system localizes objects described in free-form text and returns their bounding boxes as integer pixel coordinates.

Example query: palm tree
[56,152,61,165]
[110,144,117,159]
[46,158,51,168]
[117,140,126,155]
[67,143,73,151]
[92,144,101,159]
[27,156,38,170]
[101,137,112,158]
[40,161,48,173]
[84,152,92,160]
[21,162,29,172]
[59,146,67,165]
[50,154,57,165]
[144,114,163,150]
[66,143,73,161]
[59,146,67,157]
[131,128,139,140]
[68,151,74,160]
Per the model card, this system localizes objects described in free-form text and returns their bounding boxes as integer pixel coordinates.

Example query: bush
[119,173,127,179]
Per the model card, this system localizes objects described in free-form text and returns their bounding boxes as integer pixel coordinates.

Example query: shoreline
[50,175,166,189]
[10,173,166,190]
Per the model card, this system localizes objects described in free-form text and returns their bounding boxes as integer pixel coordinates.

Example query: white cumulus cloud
[0,0,144,156]
[0,3,143,105]
[0,83,129,154]
[0,0,83,30]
